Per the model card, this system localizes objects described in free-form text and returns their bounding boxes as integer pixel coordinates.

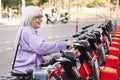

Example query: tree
[26,0,49,6]
[38,0,49,5]
[111,0,117,5]
[86,0,106,8]
[2,0,22,9]
[2,0,49,9]
[31,0,39,5]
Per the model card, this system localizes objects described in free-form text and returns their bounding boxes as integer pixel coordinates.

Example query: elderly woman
[11,5,73,79]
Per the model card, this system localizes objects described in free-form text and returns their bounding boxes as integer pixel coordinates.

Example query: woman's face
[31,15,43,29]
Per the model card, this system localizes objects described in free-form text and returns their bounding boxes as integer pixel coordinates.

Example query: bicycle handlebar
[82,24,95,30]
[41,56,59,67]
[72,30,88,38]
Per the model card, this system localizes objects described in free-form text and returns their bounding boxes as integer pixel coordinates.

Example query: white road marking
[47,37,53,39]
[0,41,15,45]
[55,36,60,38]
[46,35,71,40]
[0,34,71,52]
[6,47,13,50]
[4,41,11,44]
[0,34,71,45]
[69,35,72,37]
[62,35,67,38]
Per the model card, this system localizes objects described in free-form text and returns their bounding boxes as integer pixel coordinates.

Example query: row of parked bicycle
[1,19,120,80]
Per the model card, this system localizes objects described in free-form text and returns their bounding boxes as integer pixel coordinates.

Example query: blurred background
[0,0,120,24]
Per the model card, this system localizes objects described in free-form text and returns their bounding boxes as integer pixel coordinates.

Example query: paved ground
[1,17,120,26]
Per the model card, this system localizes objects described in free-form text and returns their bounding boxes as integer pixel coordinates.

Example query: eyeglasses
[35,15,43,19]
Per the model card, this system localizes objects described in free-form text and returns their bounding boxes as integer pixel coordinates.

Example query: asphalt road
[0,18,117,76]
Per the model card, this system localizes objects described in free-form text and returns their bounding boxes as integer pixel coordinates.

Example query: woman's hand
[66,41,73,50]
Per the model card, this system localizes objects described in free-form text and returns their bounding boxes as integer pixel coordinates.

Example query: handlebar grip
[79,30,88,34]
[82,24,95,30]
[41,57,56,67]
[61,39,68,41]
[72,33,81,38]
[72,30,88,38]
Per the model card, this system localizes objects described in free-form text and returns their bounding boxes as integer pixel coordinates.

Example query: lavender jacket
[12,26,67,74]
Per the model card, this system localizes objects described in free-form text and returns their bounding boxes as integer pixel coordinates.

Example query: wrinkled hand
[67,41,73,50]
